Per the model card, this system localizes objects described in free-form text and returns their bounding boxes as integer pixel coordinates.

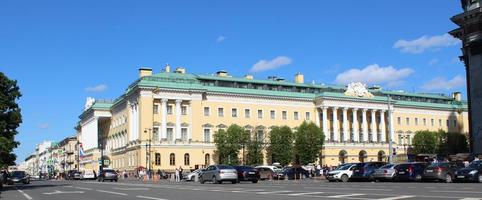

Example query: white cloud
[428,58,439,66]
[249,56,292,73]
[421,75,466,91]
[334,64,414,86]
[38,123,49,129]
[216,36,226,43]
[85,84,108,92]
[393,33,460,54]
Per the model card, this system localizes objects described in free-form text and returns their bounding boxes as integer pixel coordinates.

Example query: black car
[393,162,428,182]
[66,170,81,180]
[98,169,118,182]
[454,160,482,183]
[233,166,260,183]
[283,167,310,180]
[350,162,387,181]
[422,162,464,183]
[7,171,30,185]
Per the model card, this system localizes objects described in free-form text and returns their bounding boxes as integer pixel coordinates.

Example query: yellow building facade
[77,66,468,172]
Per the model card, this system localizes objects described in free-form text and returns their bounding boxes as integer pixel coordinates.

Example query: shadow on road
[1,180,71,192]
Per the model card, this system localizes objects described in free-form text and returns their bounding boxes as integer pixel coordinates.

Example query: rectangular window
[406,118,410,125]
[453,120,457,127]
[306,112,311,121]
[218,108,224,117]
[431,119,434,126]
[181,128,188,141]
[397,117,401,125]
[423,118,427,126]
[270,110,275,119]
[294,111,299,120]
[398,134,403,145]
[204,129,211,142]
[204,107,210,116]
[439,119,442,126]
[407,135,411,145]
[155,153,161,165]
[257,130,264,142]
[167,128,174,141]
[167,105,173,115]
[258,110,263,119]
[232,108,238,117]
[153,127,159,141]
[282,111,287,120]
[181,106,187,115]
[153,104,159,114]
[446,120,449,127]
[245,109,250,118]
[415,118,419,126]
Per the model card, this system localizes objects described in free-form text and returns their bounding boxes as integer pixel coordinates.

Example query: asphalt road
[1,179,482,200]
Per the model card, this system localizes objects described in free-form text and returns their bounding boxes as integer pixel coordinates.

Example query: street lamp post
[387,95,394,163]
[144,128,152,178]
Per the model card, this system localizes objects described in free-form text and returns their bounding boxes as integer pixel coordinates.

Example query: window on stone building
[423,118,427,126]
[447,120,450,127]
[169,153,175,166]
[204,129,211,142]
[397,117,401,125]
[205,154,210,166]
[218,108,224,117]
[167,105,173,115]
[167,128,174,141]
[181,128,188,141]
[184,153,190,166]
[258,110,263,119]
[431,119,434,126]
[406,117,410,125]
[245,109,250,118]
[294,111,299,120]
[454,120,457,127]
[270,110,275,119]
[181,106,187,115]
[204,107,210,116]
[153,104,159,114]
[407,135,411,145]
[439,119,442,126]
[282,111,287,120]
[415,118,419,126]
[153,127,159,142]
[306,112,311,121]
[155,153,161,165]
[232,108,238,117]
[257,130,264,142]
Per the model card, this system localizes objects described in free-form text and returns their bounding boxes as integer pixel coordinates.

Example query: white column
[322,107,328,140]
[188,101,193,140]
[342,107,348,142]
[352,108,359,142]
[175,99,182,141]
[371,110,376,142]
[362,109,368,142]
[332,107,339,142]
[315,108,321,127]
[380,110,386,142]
[161,98,168,139]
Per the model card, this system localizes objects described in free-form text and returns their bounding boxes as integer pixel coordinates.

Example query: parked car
[326,163,355,182]
[7,171,30,185]
[422,162,464,183]
[233,166,260,183]
[283,166,310,180]
[184,169,201,181]
[199,165,238,184]
[254,166,284,180]
[454,160,482,183]
[81,170,97,180]
[97,169,118,182]
[66,170,81,180]
[350,162,387,181]
[393,162,428,182]
[373,164,398,182]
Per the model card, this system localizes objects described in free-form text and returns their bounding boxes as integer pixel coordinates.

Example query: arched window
[169,153,175,166]
[155,153,161,165]
[184,153,190,166]
[339,150,347,164]
[205,154,210,166]
[378,150,386,162]
[359,150,367,162]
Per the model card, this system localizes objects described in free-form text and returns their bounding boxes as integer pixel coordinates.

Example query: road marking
[75,187,93,190]
[136,195,168,200]
[305,187,392,191]
[96,189,128,196]
[287,191,325,196]
[327,194,364,198]
[377,196,415,200]
[43,190,85,195]
[17,189,33,200]
[62,185,74,188]
[431,190,482,194]
[257,190,292,194]
[114,187,149,191]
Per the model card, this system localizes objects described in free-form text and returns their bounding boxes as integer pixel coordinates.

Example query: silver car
[199,165,238,184]
[373,164,397,182]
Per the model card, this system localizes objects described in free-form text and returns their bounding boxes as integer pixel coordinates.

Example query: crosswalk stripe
[377,196,414,200]
[257,190,292,194]
[327,194,364,198]
[287,191,325,196]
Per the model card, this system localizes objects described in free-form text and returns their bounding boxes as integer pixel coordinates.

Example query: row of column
[321,106,390,143]
[160,98,189,142]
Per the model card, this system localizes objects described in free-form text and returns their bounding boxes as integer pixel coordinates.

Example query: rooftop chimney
[216,70,228,77]
[294,73,304,84]
[244,74,253,80]
[452,92,462,101]
[174,67,186,74]
[139,67,153,78]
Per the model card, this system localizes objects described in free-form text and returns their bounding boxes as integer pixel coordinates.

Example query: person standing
[175,168,180,182]
[179,166,183,181]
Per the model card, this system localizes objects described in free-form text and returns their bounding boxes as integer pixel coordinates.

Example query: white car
[81,170,97,180]
[184,169,201,181]
[326,163,355,182]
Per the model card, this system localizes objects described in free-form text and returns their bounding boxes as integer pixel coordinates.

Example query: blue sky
[0,1,467,163]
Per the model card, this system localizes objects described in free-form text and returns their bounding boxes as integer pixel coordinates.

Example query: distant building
[77,66,468,171]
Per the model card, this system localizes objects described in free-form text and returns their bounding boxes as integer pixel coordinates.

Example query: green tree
[412,130,437,154]
[213,124,249,165]
[293,121,325,165]
[0,72,22,168]
[269,126,294,166]
[246,139,263,166]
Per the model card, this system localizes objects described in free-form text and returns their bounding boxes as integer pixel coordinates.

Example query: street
[1,179,482,200]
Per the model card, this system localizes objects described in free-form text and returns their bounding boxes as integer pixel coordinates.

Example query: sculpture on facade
[84,97,95,111]
[344,82,374,98]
